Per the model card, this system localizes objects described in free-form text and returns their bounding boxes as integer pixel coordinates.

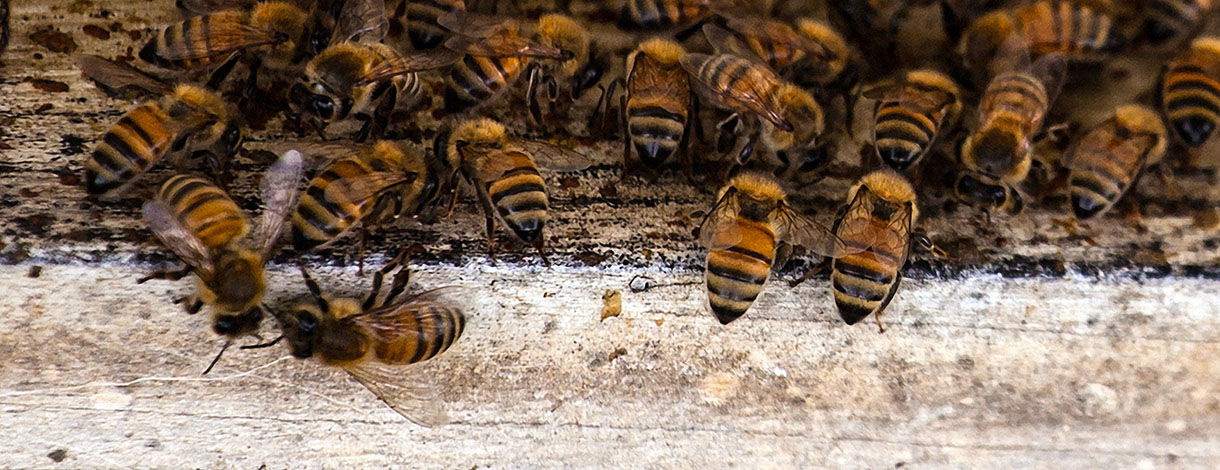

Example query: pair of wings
[679,52,792,132]
[142,150,304,276]
[835,187,914,262]
[697,187,855,259]
[357,10,571,85]
[702,19,833,72]
[1061,119,1161,174]
[458,138,593,177]
[987,35,1068,106]
[861,80,957,115]
[77,54,177,100]
[342,287,467,427]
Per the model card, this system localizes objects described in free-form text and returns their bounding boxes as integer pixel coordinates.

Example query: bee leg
[383,255,413,307]
[874,273,903,334]
[184,298,205,315]
[240,335,282,350]
[527,64,545,127]
[715,114,741,154]
[365,248,410,310]
[789,258,832,288]
[138,265,193,284]
[912,232,947,258]
[201,341,232,375]
[206,51,242,91]
[243,56,263,102]
[368,87,398,141]
[533,237,551,267]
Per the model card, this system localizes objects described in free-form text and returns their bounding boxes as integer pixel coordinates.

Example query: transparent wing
[1062,119,1156,172]
[836,189,910,259]
[437,9,510,38]
[142,199,215,276]
[773,204,856,258]
[357,48,463,85]
[701,24,765,63]
[1028,52,1067,107]
[321,171,417,208]
[512,139,592,172]
[343,361,448,427]
[257,149,304,261]
[725,17,830,60]
[989,33,1032,78]
[175,0,256,14]
[154,19,284,60]
[353,287,466,344]
[679,53,790,131]
[331,0,388,44]
[697,188,743,250]
[446,33,570,60]
[76,54,174,99]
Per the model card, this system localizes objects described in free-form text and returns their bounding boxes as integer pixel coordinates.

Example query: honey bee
[273,253,464,426]
[622,38,693,170]
[701,16,856,92]
[955,50,1067,214]
[140,1,309,85]
[1161,36,1220,147]
[697,172,851,324]
[79,56,243,197]
[406,0,466,49]
[862,69,963,171]
[1063,105,1168,220]
[617,0,714,32]
[961,0,1120,75]
[1143,0,1216,46]
[526,14,612,123]
[139,150,302,369]
[439,118,590,263]
[827,169,929,332]
[291,140,459,257]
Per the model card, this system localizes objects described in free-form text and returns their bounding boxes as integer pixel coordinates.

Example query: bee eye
[311,96,334,120]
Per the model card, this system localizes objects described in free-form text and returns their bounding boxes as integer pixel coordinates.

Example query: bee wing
[353,287,465,343]
[1063,119,1156,170]
[75,54,174,99]
[342,361,448,427]
[142,199,215,276]
[725,17,831,60]
[905,88,956,114]
[322,171,418,210]
[446,34,570,60]
[679,53,791,131]
[773,204,857,258]
[701,24,765,63]
[1028,52,1068,108]
[697,188,744,250]
[175,0,256,14]
[512,139,592,172]
[437,9,509,38]
[154,20,285,60]
[860,83,902,102]
[257,150,304,261]
[357,48,463,85]
[331,0,388,44]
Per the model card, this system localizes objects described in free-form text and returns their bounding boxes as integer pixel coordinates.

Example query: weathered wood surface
[1,0,1219,469]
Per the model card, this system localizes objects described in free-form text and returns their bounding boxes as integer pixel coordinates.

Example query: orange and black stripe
[874,102,941,171]
[831,207,908,326]
[485,151,548,243]
[141,12,239,69]
[980,72,1050,139]
[705,220,775,325]
[445,53,528,110]
[406,0,463,50]
[618,0,709,30]
[1162,39,1220,146]
[292,154,403,251]
[85,104,174,195]
[373,305,465,364]
[157,174,247,249]
[1144,0,1213,44]
[626,55,688,167]
[1016,1,1119,57]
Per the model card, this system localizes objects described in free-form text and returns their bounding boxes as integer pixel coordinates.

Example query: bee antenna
[202,341,233,376]
[240,335,283,350]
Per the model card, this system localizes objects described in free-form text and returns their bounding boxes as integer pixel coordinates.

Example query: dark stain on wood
[29,29,79,53]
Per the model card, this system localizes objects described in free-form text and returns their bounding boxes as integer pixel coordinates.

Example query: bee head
[212,307,264,338]
[279,306,321,359]
[954,172,1017,213]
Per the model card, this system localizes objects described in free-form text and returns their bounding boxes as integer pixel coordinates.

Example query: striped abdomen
[85,104,174,194]
[619,0,709,29]
[158,175,248,249]
[980,72,1049,138]
[1162,61,1220,146]
[873,101,944,171]
[832,221,905,325]
[1145,0,1213,44]
[705,220,775,325]
[1017,1,1116,57]
[486,151,548,243]
[292,155,401,251]
[406,0,463,50]
[445,54,527,107]
[626,58,689,168]
[373,304,465,364]
[139,12,244,69]
[1067,136,1154,220]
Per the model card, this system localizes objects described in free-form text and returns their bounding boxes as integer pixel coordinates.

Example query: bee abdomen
[448,55,512,105]
[140,16,221,69]
[874,104,937,170]
[489,166,548,243]
[1163,64,1220,146]
[374,305,466,364]
[705,231,774,325]
[627,106,686,167]
[406,0,460,50]
[832,252,900,325]
[1020,1,1116,56]
[85,105,173,194]
[160,175,247,248]
[1068,171,1122,219]
[291,159,378,251]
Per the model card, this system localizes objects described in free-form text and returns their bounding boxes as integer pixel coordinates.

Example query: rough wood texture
[2,1,1220,469]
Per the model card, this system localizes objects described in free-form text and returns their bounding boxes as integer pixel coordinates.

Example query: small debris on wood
[47,449,67,463]
[29,29,79,53]
[607,347,627,361]
[28,78,70,93]
[600,289,621,321]
[27,265,43,278]
[82,24,111,40]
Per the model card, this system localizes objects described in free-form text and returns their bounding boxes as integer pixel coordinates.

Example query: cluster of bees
[65,0,1220,422]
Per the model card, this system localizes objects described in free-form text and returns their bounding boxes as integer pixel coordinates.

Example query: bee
[139,150,303,370]
[617,0,714,32]
[1143,0,1216,46]
[862,69,963,171]
[828,169,929,332]
[1063,105,1168,220]
[621,38,693,170]
[1161,36,1220,147]
[680,53,799,165]
[526,14,612,123]
[273,253,464,426]
[139,1,308,85]
[701,16,856,92]
[291,140,459,257]
[405,0,466,49]
[439,118,590,263]
[961,0,1119,75]
[79,56,243,196]
[697,172,851,324]
[761,83,828,175]
[955,50,1067,214]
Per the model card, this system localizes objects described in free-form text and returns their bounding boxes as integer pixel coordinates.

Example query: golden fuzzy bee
[439,119,590,263]
[955,50,1067,214]
[77,55,242,196]
[961,0,1119,75]
[621,38,693,170]
[139,150,302,365]
[1161,36,1220,147]
[1143,0,1216,46]
[617,0,714,32]
[697,172,851,324]
[272,253,465,426]
[1063,105,1168,220]
[291,140,459,255]
[701,16,856,92]
[825,169,930,332]
[526,14,612,123]
[862,69,963,171]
